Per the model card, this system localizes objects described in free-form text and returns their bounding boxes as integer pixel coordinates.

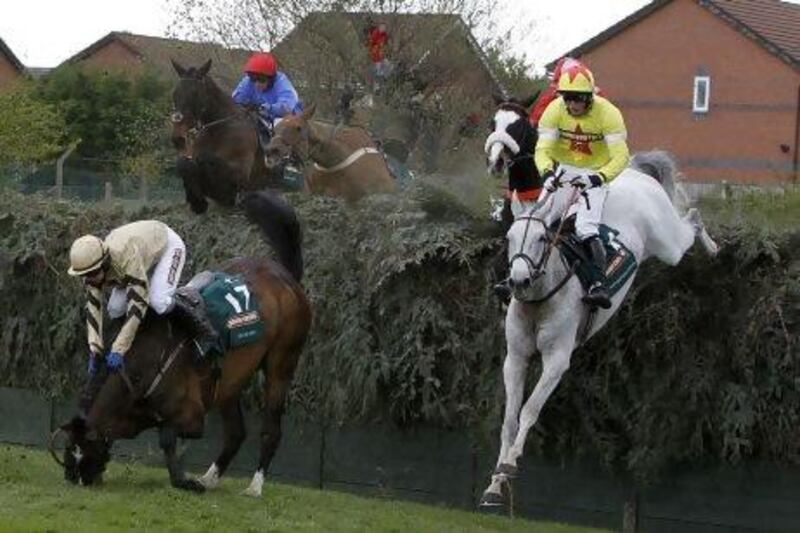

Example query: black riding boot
[582,237,612,310]
[172,287,219,359]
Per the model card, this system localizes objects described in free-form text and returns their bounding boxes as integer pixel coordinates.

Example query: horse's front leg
[159,426,205,493]
[481,301,535,506]
[504,319,579,470]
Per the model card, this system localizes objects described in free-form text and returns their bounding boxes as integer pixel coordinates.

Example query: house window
[693,76,710,113]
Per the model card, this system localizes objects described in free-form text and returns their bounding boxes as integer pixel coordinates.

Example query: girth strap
[313,147,382,174]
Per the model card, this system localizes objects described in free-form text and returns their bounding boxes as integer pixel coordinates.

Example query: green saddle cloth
[559,223,638,298]
[199,272,266,356]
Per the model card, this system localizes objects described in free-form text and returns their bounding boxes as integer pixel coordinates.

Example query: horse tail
[241,190,304,282]
[630,150,684,204]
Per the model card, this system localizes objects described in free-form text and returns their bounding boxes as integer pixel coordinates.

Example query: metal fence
[3,385,800,532]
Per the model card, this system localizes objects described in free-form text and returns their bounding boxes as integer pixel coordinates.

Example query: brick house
[0,37,25,90]
[558,0,800,184]
[61,32,254,90]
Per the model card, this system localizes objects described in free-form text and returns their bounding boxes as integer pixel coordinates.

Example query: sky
[1,0,798,71]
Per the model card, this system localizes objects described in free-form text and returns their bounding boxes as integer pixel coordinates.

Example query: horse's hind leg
[198,398,247,490]
[242,354,297,498]
[159,426,205,492]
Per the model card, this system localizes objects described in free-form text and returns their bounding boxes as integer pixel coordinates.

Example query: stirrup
[583,283,611,309]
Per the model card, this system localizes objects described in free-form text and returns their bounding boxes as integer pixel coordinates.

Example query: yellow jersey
[535,95,630,182]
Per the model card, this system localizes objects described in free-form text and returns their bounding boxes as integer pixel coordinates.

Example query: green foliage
[0,188,797,484]
[484,39,545,99]
[0,82,65,167]
[699,186,800,232]
[35,67,170,163]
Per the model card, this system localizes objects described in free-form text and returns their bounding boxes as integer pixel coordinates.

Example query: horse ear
[198,59,212,78]
[302,103,317,120]
[510,191,525,218]
[171,58,187,78]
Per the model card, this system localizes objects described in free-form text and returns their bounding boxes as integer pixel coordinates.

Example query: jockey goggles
[248,72,274,83]
[561,91,592,104]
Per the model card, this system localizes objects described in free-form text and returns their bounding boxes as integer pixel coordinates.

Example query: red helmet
[244,53,277,76]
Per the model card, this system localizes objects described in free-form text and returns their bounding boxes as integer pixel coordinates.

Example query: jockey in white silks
[67,220,215,415]
[535,62,629,309]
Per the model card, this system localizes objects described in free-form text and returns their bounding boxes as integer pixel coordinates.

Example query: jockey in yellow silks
[535,62,630,309]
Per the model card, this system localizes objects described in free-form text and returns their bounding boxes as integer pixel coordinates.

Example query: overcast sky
[1,0,798,71]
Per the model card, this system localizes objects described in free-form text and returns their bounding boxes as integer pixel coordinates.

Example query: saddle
[552,215,638,297]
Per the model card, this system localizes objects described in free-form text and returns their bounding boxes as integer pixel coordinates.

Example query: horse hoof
[479,490,505,508]
[241,487,262,498]
[176,478,206,493]
[493,463,518,478]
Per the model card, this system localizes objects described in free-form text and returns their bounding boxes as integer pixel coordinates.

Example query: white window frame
[693,76,711,113]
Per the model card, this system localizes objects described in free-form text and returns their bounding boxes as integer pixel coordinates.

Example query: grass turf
[0,445,605,533]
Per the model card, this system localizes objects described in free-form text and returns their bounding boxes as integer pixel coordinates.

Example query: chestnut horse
[170,59,284,214]
[265,104,397,202]
[53,191,312,496]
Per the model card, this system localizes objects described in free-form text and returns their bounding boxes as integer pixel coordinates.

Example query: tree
[167,0,507,51]
[35,67,170,163]
[0,82,65,169]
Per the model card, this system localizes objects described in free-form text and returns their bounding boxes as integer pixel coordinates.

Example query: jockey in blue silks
[232,52,303,148]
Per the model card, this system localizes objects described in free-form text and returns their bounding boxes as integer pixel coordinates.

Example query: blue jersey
[232,71,303,121]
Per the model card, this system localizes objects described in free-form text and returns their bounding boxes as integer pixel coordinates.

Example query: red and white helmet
[244,52,277,77]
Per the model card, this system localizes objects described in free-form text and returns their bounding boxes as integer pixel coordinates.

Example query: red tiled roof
[705,0,800,66]
[0,37,25,74]
[552,0,800,71]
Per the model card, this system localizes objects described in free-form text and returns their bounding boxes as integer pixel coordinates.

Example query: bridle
[170,77,238,145]
[509,188,580,304]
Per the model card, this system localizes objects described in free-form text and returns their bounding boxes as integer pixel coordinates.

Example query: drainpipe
[793,83,800,184]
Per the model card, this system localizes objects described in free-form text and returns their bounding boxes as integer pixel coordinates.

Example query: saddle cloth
[193,271,266,356]
[555,216,638,297]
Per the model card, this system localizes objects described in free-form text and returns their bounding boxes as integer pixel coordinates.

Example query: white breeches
[107,229,186,318]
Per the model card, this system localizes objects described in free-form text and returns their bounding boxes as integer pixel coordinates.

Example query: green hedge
[0,187,797,483]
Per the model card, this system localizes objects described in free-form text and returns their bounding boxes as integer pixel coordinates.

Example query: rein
[116,338,188,400]
[511,187,580,304]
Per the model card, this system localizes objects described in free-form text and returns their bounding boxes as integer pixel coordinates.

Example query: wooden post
[622,490,640,533]
[140,174,148,202]
[55,141,80,199]
[104,181,113,202]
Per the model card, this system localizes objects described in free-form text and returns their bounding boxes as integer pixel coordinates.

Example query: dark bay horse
[170,59,283,214]
[53,191,312,496]
[265,103,397,202]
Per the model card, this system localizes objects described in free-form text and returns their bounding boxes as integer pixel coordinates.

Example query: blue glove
[106,351,125,372]
[570,173,604,190]
[87,355,100,377]
[261,103,275,117]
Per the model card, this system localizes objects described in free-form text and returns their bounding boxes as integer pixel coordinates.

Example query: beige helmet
[67,235,107,276]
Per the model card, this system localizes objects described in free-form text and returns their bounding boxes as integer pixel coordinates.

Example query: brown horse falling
[265,104,397,202]
[54,191,312,496]
[170,59,283,214]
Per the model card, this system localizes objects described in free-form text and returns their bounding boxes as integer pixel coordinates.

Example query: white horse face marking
[485,109,523,175]
[73,445,83,464]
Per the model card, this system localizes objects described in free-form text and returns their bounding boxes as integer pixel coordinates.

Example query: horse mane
[497,102,529,119]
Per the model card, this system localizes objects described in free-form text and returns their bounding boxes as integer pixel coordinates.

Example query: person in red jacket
[529,57,604,127]
[367,22,391,87]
